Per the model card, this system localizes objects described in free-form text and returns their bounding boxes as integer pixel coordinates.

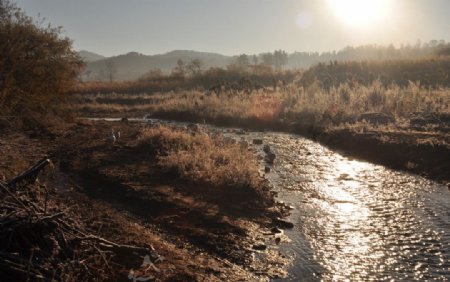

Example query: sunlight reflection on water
[228,130,450,281]
[86,118,450,281]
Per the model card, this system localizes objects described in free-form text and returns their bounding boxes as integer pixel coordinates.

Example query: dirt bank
[80,108,450,183]
[313,128,450,182]
[0,120,291,281]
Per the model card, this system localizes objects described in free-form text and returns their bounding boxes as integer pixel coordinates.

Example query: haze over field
[15,0,450,57]
[2,0,450,281]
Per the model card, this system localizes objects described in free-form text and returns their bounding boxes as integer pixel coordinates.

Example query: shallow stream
[89,118,450,281]
[224,129,450,281]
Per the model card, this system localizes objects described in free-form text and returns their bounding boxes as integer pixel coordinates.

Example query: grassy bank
[71,80,449,127]
[69,79,450,182]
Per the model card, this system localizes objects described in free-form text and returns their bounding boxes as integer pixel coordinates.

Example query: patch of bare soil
[0,120,290,281]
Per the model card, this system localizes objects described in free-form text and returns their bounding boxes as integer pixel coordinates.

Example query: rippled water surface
[89,118,450,281]
[226,130,450,281]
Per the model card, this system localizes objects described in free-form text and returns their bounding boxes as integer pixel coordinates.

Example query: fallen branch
[1,161,163,281]
[8,157,52,188]
[74,235,158,259]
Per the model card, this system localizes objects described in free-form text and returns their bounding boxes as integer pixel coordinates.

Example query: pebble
[271,227,283,234]
[273,218,294,229]
[252,244,267,251]
[253,138,263,145]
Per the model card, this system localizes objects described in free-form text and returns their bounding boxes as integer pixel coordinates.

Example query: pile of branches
[0,158,161,280]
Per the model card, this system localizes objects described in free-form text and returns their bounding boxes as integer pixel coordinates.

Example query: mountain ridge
[77,50,106,63]
[82,50,233,81]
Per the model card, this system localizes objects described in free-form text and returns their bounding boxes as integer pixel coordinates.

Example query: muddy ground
[0,119,291,281]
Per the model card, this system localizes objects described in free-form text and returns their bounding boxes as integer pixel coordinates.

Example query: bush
[0,0,81,116]
[139,125,262,190]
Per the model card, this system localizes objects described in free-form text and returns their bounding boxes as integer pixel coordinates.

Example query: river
[224,129,450,281]
[88,118,450,281]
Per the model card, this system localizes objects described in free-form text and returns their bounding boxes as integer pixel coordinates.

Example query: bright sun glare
[327,0,391,29]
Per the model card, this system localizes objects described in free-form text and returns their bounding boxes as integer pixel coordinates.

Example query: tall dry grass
[139,125,262,190]
[70,79,450,127]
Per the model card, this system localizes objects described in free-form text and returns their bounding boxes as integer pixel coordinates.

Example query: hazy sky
[15,0,450,56]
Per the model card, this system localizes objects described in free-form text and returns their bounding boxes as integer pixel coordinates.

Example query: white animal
[109,129,116,145]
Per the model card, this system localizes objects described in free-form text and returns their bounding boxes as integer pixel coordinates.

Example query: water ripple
[228,130,450,281]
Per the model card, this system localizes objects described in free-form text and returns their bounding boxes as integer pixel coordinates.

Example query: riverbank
[76,107,450,183]
[68,81,450,183]
[0,120,291,281]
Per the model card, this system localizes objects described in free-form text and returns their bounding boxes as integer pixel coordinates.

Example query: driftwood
[76,235,156,256]
[8,157,52,188]
[0,160,162,280]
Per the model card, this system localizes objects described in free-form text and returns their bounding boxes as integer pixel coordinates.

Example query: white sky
[15,0,450,56]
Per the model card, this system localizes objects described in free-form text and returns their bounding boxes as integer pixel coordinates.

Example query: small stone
[264,166,271,173]
[273,218,294,229]
[271,227,282,234]
[252,244,267,251]
[239,140,248,149]
[266,152,276,164]
[253,139,263,145]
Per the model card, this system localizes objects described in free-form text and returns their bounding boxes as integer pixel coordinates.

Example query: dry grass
[70,80,450,129]
[139,125,262,190]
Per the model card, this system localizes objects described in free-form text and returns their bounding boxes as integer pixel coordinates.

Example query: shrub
[139,125,262,190]
[0,0,82,116]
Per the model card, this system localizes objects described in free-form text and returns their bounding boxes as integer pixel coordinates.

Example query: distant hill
[77,50,106,63]
[80,41,448,81]
[83,50,233,81]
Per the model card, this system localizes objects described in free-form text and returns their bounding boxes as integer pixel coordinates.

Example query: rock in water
[266,152,276,164]
[271,227,283,234]
[252,244,267,251]
[273,218,294,229]
[253,139,263,145]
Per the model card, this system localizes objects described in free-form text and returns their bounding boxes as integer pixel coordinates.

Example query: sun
[327,0,391,29]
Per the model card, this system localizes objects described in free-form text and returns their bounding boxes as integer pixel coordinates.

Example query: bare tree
[236,54,250,67]
[105,61,117,82]
[172,59,186,76]
[186,58,202,76]
[274,50,288,70]
[261,52,274,67]
[252,55,259,66]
